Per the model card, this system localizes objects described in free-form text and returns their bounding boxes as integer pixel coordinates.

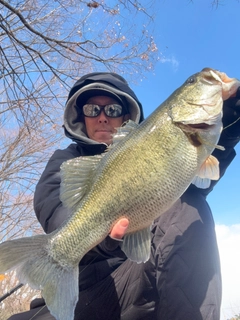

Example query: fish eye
[186,77,195,84]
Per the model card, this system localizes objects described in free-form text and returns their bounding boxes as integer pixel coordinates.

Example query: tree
[0,0,158,239]
[0,0,158,130]
[0,0,158,316]
[190,0,239,7]
[0,273,40,320]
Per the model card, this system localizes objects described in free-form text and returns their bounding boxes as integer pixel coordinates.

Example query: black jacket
[33,75,240,320]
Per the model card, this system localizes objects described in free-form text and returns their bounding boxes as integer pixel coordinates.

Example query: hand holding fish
[109,218,129,240]
[99,219,129,252]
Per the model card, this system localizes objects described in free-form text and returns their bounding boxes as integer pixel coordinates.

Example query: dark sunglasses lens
[104,104,123,117]
[82,104,123,118]
[82,104,101,117]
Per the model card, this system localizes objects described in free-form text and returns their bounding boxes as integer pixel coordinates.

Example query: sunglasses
[82,104,125,118]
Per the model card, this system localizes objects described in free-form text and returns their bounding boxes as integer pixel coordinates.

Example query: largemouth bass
[0,68,239,320]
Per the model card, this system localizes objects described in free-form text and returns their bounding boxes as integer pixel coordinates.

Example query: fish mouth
[186,123,214,130]
[202,68,240,99]
[176,121,215,132]
[175,122,217,148]
[175,111,222,133]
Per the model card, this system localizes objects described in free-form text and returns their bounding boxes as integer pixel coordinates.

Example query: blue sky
[131,0,240,226]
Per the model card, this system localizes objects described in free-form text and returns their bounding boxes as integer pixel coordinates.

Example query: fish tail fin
[0,235,79,320]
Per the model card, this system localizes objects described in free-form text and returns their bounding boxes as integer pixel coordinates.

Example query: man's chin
[95,133,112,145]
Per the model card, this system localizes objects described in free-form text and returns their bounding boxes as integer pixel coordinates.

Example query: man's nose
[98,110,108,123]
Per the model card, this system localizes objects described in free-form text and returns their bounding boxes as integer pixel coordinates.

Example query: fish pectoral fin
[122,226,151,263]
[191,176,211,189]
[197,155,220,180]
[192,155,220,189]
[108,120,139,149]
[60,155,103,211]
[0,235,79,320]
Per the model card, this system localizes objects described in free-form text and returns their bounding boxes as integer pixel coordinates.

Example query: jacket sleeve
[152,189,221,320]
[198,93,240,196]
[34,144,80,233]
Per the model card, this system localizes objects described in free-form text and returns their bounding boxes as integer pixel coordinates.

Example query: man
[9,72,240,320]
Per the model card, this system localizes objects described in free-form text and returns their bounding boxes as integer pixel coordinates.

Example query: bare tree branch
[0,0,160,315]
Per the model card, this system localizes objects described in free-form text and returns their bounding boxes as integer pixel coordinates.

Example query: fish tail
[0,235,79,320]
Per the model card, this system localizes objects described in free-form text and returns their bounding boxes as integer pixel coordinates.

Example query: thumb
[110,218,129,240]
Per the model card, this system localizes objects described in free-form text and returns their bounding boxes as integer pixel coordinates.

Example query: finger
[110,218,129,240]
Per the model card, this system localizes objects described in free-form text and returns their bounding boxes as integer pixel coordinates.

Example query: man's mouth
[96,129,112,133]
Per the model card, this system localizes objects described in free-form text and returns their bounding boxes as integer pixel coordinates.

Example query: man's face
[84,96,129,145]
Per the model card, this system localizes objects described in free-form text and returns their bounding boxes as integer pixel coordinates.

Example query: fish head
[169,67,240,127]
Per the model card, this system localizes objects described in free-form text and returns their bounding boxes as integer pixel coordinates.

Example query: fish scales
[50,98,215,265]
[0,68,240,320]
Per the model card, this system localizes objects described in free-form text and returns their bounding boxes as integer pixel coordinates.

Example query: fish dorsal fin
[192,155,220,189]
[60,155,103,211]
[122,226,152,263]
[108,120,139,149]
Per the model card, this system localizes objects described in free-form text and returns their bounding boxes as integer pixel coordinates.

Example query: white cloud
[159,55,179,70]
[215,224,240,320]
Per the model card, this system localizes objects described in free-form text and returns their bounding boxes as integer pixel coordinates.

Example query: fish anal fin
[122,226,151,263]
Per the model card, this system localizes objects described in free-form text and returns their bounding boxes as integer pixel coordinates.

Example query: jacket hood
[63,72,144,146]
